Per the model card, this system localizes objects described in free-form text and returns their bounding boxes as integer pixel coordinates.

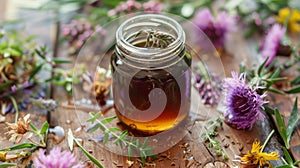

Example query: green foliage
[274,98,299,149]
[0,143,36,152]
[275,147,300,168]
[0,28,76,109]
[0,163,17,168]
[201,117,229,160]
[239,57,286,95]
[87,111,155,165]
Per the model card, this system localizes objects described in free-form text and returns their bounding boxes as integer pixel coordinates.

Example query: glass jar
[111,14,191,134]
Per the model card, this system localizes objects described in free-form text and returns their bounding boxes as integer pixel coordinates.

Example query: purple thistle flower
[193,8,236,49]
[260,24,286,66]
[223,72,267,130]
[34,147,84,168]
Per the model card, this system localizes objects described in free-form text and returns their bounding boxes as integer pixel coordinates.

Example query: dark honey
[111,41,191,134]
[111,14,191,134]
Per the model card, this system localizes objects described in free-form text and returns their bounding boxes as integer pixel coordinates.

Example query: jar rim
[116,14,185,54]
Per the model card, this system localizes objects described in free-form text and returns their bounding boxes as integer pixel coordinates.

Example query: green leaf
[30,123,39,133]
[9,47,22,56]
[52,58,73,64]
[143,138,149,148]
[268,87,285,94]
[29,64,44,81]
[258,57,268,77]
[102,0,121,7]
[283,147,293,165]
[291,75,300,85]
[0,143,36,151]
[35,48,46,60]
[100,116,117,124]
[264,105,275,115]
[294,160,300,166]
[285,85,300,94]
[286,98,299,143]
[74,137,104,168]
[128,145,132,160]
[88,123,105,132]
[270,67,281,78]
[0,163,17,168]
[266,77,287,83]
[103,133,109,144]
[275,109,289,149]
[108,127,120,132]
[87,112,102,123]
[25,35,37,42]
[275,165,292,168]
[40,121,49,134]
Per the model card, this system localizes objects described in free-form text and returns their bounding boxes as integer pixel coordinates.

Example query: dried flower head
[34,147,84,168]
[5,114,33,143]
[260,24,286,66]
[93,81,108,106]
[241,141,279,167]
[193,8,236,49]
[223,72,267,129]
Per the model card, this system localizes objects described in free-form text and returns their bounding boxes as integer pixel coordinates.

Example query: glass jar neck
[115,14,186,70]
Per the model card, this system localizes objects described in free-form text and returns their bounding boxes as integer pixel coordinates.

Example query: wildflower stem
[261,129,275,152]
[27,138,45,148]
[9,96,18,123]
[38,133,46,147]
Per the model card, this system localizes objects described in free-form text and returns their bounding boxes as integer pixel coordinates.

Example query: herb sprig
[133,30,175,48]
[201,117,229,160]
[87,111,155,164]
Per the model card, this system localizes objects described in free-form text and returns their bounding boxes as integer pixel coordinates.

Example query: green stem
[73,136,104,168]
[261,129,275,152]
[9,96,18,123]
[38,133,46,147]
[27,138,44,147]
[95,118,139,149]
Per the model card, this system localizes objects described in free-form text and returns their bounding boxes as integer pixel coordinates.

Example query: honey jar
[111,14,191,134]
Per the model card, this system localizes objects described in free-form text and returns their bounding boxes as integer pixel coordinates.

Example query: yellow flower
[276,8,300,33]
[5,114,33,143]
[241,141,279,168]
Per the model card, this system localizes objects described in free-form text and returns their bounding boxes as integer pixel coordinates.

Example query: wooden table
[0,1,299,168]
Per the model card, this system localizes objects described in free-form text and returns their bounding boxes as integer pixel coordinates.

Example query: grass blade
[287,98,299,142]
